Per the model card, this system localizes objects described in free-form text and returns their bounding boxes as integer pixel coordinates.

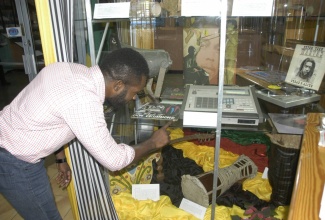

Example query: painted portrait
[183,18,238,86]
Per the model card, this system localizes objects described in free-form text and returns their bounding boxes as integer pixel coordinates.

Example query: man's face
[302,61,313,75]
[104,87,128,111]
[196,34,220,85]
[104,75,147,111]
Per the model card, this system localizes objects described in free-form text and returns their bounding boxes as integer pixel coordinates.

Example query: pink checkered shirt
[0,62,134,171]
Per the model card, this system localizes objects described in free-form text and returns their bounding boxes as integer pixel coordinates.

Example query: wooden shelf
[288,113,325,220]
[263,44,295,57]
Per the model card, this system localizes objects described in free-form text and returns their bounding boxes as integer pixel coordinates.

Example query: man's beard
[104,88,128,112]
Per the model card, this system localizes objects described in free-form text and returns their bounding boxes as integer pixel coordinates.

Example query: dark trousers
[0,148,62,220]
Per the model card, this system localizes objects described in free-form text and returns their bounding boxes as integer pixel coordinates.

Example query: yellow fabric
[112,128,289,219]
[109,153,160,195]
[242,173,272,201]
[112,193,197,220]
[113,192,288,220]
[112,192,252,220]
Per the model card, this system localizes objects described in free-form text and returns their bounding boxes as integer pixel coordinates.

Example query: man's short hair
[99,48,149,86]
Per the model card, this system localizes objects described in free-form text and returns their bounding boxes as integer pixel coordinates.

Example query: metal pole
[15,0,38,81]
[211,0,227,219]
[85,0,96,65]
[95,22,110,64]
[313,0,324,45]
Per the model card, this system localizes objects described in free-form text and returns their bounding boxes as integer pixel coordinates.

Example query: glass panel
[77,0,325,134]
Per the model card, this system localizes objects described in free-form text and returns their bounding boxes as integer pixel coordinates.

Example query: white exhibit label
[132,184,160,201]
[93,3,130,19]
[232,0,273,16]
[179,198,207,220]
[181,0,221,17]
[6,27,22,38]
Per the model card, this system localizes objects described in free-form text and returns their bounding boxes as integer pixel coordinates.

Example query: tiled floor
[0,70,73,219]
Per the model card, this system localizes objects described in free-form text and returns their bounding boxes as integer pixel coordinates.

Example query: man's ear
[113,80,125,92]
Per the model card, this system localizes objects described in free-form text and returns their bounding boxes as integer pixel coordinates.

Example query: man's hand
[132,121,172,164]
[56,162,71,189]
[150,121,172,149]
[54,147,71,188]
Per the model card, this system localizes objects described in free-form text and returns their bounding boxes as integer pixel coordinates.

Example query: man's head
[99,48,149,110]
[196,31,220,85]
[188,46,196,55]
[299,58,315,79]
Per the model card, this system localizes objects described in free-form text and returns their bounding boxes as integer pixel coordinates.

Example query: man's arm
[54,147,66,161]
[131,121,172,164]
[63,100,171,171]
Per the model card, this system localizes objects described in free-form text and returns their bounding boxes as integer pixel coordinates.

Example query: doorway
[0,0,43,108]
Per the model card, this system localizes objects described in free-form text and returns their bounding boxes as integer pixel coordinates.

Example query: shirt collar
[90,65,105,104]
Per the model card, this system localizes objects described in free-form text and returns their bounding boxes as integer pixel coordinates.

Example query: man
[0,48,171,219]
[184,46,197,71]
[183,46,209,85]
[297,57,315,82]
[195,32,220,85]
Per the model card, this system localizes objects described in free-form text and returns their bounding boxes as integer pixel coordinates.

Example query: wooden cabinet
[154,20,183,71]
[236,30,262,68]
[288,113,325,220]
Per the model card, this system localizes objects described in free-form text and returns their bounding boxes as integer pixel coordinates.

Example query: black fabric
[216,182,269,210]
[151,145,204,206]
[152,145,269,211]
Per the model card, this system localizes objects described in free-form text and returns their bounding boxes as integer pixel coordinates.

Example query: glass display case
[70,0,325,219]
[78,0,325,145]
